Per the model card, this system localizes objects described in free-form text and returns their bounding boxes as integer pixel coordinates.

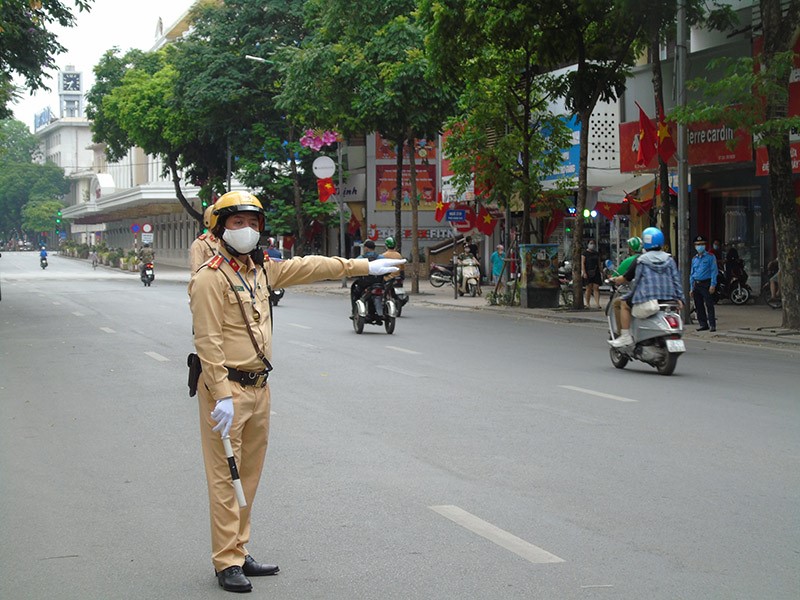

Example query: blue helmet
[642,227,664,250]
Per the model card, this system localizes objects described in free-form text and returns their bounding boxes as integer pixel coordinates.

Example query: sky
[12,0,194,132]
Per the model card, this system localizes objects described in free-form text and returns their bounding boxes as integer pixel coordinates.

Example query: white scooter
[605,281,686,376]
[457,254,481,297]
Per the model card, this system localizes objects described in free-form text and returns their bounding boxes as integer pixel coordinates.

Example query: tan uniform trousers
[198,372,271,572]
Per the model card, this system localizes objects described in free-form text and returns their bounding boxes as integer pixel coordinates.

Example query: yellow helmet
[203,204,215,229]
[209,191,264,233]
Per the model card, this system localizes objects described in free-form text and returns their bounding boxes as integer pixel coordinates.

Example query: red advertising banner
[375,164,437,212]
[619,119,752,173]
[755,142,800,176]
[375,132,437,162]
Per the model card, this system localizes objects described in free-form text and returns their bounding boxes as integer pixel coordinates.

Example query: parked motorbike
[457,254,481,297]
[351,277,399,334]
[605,282,685,376]
[141,262,155,287]
[557,260,573,306]
[269,287,285,306]
[40,256,48,270]
[429,262,454,288]
[713,259,751,305]
[390,276,409,317]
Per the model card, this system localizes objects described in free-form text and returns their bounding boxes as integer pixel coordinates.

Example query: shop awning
[597,173,655,203]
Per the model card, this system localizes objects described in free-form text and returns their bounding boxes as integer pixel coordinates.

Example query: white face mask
[223,227,261,254]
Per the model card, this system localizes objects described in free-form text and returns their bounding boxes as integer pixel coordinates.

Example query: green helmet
[385,236,396,249]
[627,236,643,253]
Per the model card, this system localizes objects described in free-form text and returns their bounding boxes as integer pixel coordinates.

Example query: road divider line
[430,505,565,564]
[287,340,319,349]
[559,385,638,403]
[145,351,170,362]
[385,345,421,355]
[72,312,84,317]
[377,365,423,378]
[100,327,116,334]
[287,323,311,329]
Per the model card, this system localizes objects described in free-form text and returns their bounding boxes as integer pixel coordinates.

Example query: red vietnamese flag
[656,101,677,163]
[347,212,360,235]
[636,103,658,166]
[434,192,450,222]
[632,198,654,215]
[317,177,336,202]
[476,204,497,235]
[595,202,623,220]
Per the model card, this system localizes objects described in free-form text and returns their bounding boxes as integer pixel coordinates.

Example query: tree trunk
[168,158,202,227]
[394,135,404,254]
[651,38,671,249]
[571,110,590,309]
[408,132,420,294]
[761,0,800,329]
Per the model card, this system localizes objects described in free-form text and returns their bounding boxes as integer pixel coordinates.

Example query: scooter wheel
[656,353,679,376]
[429,273,446,288]
[729,285,750,305]
[468,283,477,297]
[609,347,629,369]
[384,316,396,334]
[352,313,364,334]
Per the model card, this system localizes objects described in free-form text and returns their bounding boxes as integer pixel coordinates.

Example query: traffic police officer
[189,204,219,274]
[189,191,402,593]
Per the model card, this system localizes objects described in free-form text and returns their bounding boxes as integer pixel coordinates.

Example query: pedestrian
[581,240,601,308]
[490,244,505,285]
[188,191,403,593]
[189,204,218,274]
[690,234,717,332]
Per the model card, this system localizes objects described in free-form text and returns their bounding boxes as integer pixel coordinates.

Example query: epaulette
[208,255,224,270]
[198,233,208,240]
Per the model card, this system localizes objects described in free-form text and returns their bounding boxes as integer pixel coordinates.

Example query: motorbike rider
[380,237,404,279]
[690,234,717,332]
[39,246,48,260]
[608,236,643,333]
[350,239,383,317]
[266,237,282,261]
[609,227,683,348]
[138,243,155,278]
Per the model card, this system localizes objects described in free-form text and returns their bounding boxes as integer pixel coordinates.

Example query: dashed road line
[100,327,116,334]
[72,311,84,317]
[145,351,170,362]
[559,385,638,403]
[287,323,311,329]
[430,505,565,564]
[377,365,423,378]
[385,345,421,355]
[287,340,319,349]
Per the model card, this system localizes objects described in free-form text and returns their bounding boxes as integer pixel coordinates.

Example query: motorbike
[429,262,454,288]
[40,256,48,270]
[713,259,751,305]
[557,260,574,306]
[269,287,285,306]
[457,254,481,297]
[140,262,155,287]
[351,277,399,334]
[605,282,685,376]
[390,276,409,317]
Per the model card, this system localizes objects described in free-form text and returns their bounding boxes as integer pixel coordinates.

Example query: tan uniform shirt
[189,248,369,400]
[189,233,218,273]
[381,249,404,280]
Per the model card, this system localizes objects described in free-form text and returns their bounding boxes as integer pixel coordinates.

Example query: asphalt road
[1,252,798,600]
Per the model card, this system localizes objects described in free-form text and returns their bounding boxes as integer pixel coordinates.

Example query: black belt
[226,367,269,388]
[696,279,711,285]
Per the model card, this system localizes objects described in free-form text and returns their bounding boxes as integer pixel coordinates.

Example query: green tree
[0,0,94,118]
[0,118,41,162]
[672,0,800,329]
[0,161,68,241]
[22,198,64,236]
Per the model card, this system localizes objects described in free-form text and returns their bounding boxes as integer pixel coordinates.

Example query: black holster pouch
[187,353,202,397]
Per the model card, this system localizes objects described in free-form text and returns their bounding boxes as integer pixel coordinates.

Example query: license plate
[666,339,685,353]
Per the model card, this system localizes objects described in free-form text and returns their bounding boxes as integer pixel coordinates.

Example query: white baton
[222,436,247,508]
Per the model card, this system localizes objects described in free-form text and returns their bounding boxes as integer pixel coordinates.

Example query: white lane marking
[559,385,638,403]
[52,302,61,305]
[287,340,319,349]
[430,505,565,564]
[145,351,170,362]
[100,327,116,334]
[72,311,84,317]
[581,585,615,589]
[287,323,311,329]
[386,345,420,355]
[527,403,609,425]
[377,365,423,378]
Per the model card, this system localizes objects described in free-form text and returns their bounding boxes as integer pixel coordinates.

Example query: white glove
[368,258,406,276]
[211,397,234,438]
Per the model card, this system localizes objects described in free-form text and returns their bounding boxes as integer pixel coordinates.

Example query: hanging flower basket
[300,129,342,151]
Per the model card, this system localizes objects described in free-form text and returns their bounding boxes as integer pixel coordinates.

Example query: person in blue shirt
[39,246,47,259]
[690,234,718,332]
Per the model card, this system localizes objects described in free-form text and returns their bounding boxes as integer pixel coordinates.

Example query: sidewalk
[109,258,800,349]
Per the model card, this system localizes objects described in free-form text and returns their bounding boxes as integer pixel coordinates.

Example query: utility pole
[677,0,691,321]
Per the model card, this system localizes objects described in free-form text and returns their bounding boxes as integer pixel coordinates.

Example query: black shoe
[216,565,252,593]
[697,325,709,331]
[242,555,280,577]
[709,326,716,332]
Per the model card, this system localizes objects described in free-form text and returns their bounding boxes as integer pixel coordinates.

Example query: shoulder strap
[216,267,273,372]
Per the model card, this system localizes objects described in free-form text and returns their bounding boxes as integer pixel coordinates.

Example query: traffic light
[56,210,62,225]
